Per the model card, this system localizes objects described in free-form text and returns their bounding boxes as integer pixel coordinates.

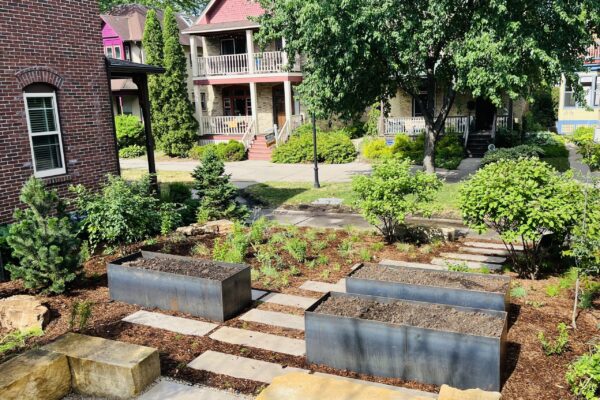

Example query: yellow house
[556,42,600,134]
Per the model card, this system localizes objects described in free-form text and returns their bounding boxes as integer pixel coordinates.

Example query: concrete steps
[248,136,273,161]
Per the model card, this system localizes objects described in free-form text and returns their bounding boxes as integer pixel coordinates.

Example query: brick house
[101,4,193,120]
[0,0,120,223]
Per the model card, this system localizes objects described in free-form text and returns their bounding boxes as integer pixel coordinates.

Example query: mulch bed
[0,229,598,399]
[123,257,240,280]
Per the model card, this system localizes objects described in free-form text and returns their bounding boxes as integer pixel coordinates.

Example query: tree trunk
[423,126,436,173]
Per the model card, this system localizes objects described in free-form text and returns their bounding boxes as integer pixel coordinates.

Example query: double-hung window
[23,91,66,178]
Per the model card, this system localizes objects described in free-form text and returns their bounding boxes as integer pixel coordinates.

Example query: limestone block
[0,348,71,400]
[203,219,235,234]
[44,333,160,399]
[256,372,433,400]
[0,295,49,330]
[438,385,502,400]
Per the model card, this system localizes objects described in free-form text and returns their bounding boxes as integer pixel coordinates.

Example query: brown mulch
[0,230,598,399]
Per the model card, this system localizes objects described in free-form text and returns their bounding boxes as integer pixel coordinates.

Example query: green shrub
[71,175,174,249]
[272,131,356,164]
[0,225,14,273]
[159,203,183,235]
[391,134,425,163]
[538,322,569,356]
[362,138,392,160]
[571,126,594,146]
[118,145,146,159]
[162,182,192,204]
[212,223,249,264]
[192,147,249,223]
[460,158,583,279]
[482,145,545,166]
[338,121,366,139]
[189,140,247,162]
[353,158,442,242]
[566,345,600,400]
[69,301,93,332]
[188,144,208,160]
[496,128,521,148]
[284,238,307,262]
[579,141,600,170]
[115,114,144,148]
[435,134,464,170]
[365,104,382,136]
[0,327,44,355]
[7,177,82,294]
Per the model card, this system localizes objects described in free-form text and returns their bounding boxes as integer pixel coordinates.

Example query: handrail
[241,119,255,150]
[276,119,290,146]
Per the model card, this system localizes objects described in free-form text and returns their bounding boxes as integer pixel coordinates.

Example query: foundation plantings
[305,292,507,391]
[107,251,251,322]
[347,263,511,311]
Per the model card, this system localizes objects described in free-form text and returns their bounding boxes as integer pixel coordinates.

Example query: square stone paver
[431,258,502,271]
[123,311,218,337]
[252,289,268,301]
[459,246,510,257]
[440,252,506,264]
[299,280,346,293]
[188,351,307,384]
[379,259,447,271]
[209,327,305,356]
[138,379,250,400]
[239,309,305,331]
[464,241,524,251]
[260,293,317,309]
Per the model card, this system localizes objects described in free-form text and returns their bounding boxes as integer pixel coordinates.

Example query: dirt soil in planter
[315,295,505,337]
[123,257,240,280]
[353,263,509,293]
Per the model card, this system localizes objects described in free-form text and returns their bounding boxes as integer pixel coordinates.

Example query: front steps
[466,133,492,158]
[247,135,274,161]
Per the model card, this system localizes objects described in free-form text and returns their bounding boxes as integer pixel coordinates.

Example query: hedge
[189,140,246,162]
[272,130,356,164]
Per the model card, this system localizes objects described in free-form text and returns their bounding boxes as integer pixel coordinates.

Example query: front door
[222,85,251,116]
[272,85,286,129]
[475,97,496,131]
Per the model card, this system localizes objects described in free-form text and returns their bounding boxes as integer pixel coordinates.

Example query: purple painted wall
[101,22,123,58]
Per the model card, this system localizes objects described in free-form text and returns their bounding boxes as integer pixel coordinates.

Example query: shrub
[189,140,247,162]
[118,144,146,159]
[365,103,382,136]
[391,134,424,163]
[162,182,192,204]
[571,126,595,146]
[212,223,249,264]
[353,158,442,242]
[362,138,392,160]
[481,145,545,166]
[338,121,366,139]
[284,238,307,262]
[566,345,600,399]
[460,158,583,279]
[71,175,173,249]
[435,134,464,170]
[538,322,569,355]
[579,141,600,170]
[7,177,82,294]
[115,114,144,148]
[0,327,44,355]
[272,131,356,164]
[69,301,93,332]
[191,147,249,223]
[496,127,521,148]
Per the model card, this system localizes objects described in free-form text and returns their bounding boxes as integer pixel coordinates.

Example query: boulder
[0,348,71,400]
[44,333,160,399]
[0,295,48,331]
[176,224,206,236]
[438,385,502,400]
[203,219,235,234]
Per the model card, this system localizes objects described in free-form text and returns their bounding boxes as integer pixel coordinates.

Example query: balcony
[585,43,600,63]
[197,51,301,78]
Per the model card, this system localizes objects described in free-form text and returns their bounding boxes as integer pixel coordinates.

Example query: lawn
[243,181,463,218]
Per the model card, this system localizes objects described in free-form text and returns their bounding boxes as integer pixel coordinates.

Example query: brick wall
[0,0,119,223]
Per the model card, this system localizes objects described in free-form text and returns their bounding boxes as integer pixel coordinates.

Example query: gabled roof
[184,0,264,35]
[101,4,191,46]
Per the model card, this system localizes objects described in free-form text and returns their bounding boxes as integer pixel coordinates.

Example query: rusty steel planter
[108,251,251,322]
[305,292,507,391]
[346,263,511,311]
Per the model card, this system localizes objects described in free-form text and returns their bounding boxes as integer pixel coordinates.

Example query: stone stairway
[466,133,492,158]
[247,135,273,161]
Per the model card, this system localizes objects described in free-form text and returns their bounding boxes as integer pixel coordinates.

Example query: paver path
[139,379,251,400]
[464,241,523,251]
[209,327,305,356]
[260,292,318,309]
[459,246,510,256]
[240,309,305,331]
[252,289,269,301]
[431,257,502,271]
[122,311,218,337]
[439,252,506,264]
[188,350,307,384]
[299,279,346,293]
[379,259,447,271]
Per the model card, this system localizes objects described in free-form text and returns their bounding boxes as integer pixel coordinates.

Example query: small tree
[160,6,198,157]
[461,158,583,279]
[192,147,249,223]
[352,158,442,243]
[115,114,144,148]
[7,177,82,294]
[142,9,166,145]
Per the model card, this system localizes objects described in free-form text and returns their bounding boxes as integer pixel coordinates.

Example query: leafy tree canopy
[256,0,600,171]
[100,0,208,15]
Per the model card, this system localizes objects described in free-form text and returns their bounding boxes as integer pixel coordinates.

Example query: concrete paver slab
[188,351,307,384]
[209,327,305,356]
[123,311,218,337]
[464,241,523,251]
[431,258,502,271]
[252,289,269,301]
[459,247,510,257]
[379,260,447,271]
[439,252,506,264]
[299,280,346,293]
[138,379,250,400]
[260,293,318,309]
[239,309,305,331]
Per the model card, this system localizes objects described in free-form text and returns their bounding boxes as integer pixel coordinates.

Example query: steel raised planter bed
[346,263,511,311]
[305,292,507,391]
[108,251,251,322]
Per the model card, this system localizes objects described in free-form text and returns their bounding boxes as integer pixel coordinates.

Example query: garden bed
[347,263,511,311]
[108,251,251,322]
[306,292,507,391]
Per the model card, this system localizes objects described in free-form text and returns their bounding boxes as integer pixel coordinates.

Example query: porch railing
[385,116,472,136]
[197,51,301,77]
[198,116,253,136]
[585,43,600,62]
[241,119,256,150]
[276,114,305,146]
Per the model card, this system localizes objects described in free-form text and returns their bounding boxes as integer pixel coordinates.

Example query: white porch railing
[197,51,301,77]
[385,116,472,136]
[276,114,305,146]
[496,115,509,129]
[199,116,253,136]
[241,119,256,150]
[586,43,600,61]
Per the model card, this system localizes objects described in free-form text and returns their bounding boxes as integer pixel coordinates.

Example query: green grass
[121,169,194,183]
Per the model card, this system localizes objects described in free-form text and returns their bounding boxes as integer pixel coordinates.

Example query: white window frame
[105,46,113,58]
[114,45,122,60]
[23,91,67,178]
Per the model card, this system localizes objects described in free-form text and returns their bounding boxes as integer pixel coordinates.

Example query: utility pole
[312,112,320,188]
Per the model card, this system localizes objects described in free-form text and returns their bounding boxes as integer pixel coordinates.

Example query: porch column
[284,81,293,125]
[246,30,255,74]
[193,85,203,135]
[250,82,258,134]
[190,35,199,77]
